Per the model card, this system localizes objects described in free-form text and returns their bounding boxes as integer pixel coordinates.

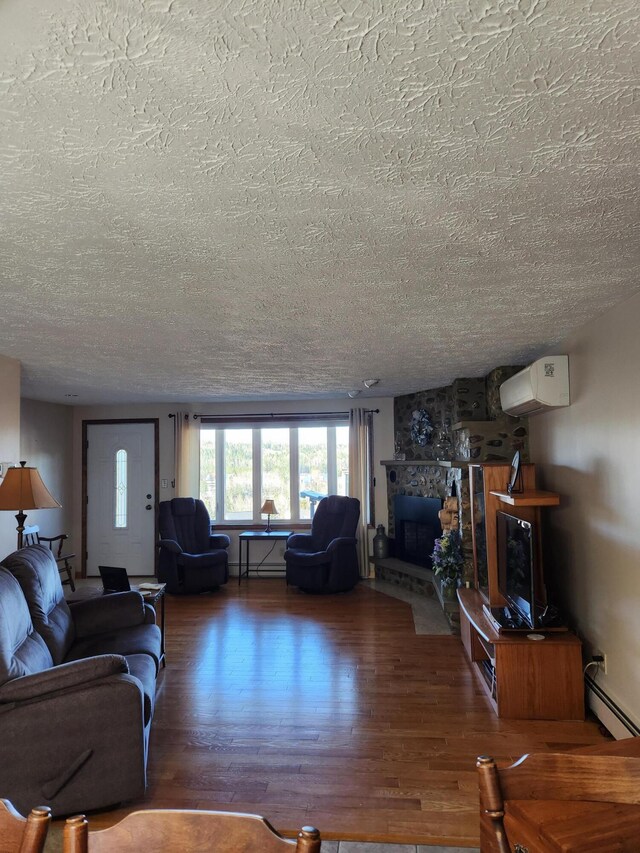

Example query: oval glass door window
[115,449,127,528]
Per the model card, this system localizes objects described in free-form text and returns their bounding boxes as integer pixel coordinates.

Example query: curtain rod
[169,409,379,420]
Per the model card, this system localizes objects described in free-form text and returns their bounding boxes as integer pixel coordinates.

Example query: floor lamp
[0,461,61,549]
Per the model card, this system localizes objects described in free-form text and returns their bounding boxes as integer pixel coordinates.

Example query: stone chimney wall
[384,365,529,584]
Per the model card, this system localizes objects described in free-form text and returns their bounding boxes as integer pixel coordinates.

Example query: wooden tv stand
[458,588,584,720]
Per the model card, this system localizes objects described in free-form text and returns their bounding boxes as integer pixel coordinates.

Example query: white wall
[72,397,395,574]
[20,398,74,540]
[529,289,640,732]
[0,355,21,554]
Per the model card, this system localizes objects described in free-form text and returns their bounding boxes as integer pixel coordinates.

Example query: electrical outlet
[593,650,608,675]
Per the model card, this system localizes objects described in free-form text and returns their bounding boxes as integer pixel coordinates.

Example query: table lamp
[0,461,61,549]
[260,499,278,533]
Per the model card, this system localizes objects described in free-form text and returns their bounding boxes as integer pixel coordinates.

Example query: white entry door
[86,422,156,577]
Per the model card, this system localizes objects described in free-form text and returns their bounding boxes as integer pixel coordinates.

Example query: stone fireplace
[373,365,530,627]
[383,461,468,567]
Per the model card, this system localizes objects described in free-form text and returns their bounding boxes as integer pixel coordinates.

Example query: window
[224,429,253,520]
[199,416,365,525]
[261,428,291,519]
[298,427,327,520]
[336,425,349,495]
[114,448,127,528]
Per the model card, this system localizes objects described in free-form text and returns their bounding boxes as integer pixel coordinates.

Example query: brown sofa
[0,544,161,816]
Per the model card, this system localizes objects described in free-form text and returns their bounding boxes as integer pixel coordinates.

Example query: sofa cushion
[64,623,162,673]
[0,567,53,686]
[2,544,75,664]
[69,591,149,639]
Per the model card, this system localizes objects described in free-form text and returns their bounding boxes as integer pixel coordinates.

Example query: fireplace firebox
[393,495,443,569]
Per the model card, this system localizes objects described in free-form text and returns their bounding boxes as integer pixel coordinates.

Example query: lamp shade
[260,499,278,516]
[0,462,61,511]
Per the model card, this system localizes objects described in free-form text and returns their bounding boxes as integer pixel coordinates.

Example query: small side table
[238,531,293,585]
[136,584,167,668]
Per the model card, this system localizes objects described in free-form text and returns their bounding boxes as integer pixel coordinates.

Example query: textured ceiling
[0,0,638,404]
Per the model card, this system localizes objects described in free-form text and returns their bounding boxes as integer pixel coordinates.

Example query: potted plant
[431,530,463,599]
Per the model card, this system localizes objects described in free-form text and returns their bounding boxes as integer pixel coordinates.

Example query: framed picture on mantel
[507,451,522,494]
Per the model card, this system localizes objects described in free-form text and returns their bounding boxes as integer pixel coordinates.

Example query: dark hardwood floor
[85,580,609,846]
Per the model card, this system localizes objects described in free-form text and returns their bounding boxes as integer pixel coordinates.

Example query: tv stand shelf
[457,588,584,720]
[489,489,560,506]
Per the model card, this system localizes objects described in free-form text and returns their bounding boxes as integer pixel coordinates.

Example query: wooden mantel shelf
[451,420,497,431]
[490,489,560,507]
[380,459,469,468]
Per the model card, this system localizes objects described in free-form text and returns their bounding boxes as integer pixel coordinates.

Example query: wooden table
[502,737,640,851]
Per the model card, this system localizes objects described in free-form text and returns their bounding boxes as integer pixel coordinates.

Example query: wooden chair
[477,752,640,853]
[0,799,50,853]
[63,810,321,853]
[22,525,75,591]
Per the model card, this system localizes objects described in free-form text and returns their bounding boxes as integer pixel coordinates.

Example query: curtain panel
[173,412,198,498]
[349,407,372,578]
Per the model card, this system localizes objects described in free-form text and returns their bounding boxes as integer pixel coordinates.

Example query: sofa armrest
[69,591,147,638]
[286,533,314,550]
[143,603,157,624]
[0,655,128,703]
[1,673,147,815]
[159,538,183,554]
[209,534,231,550]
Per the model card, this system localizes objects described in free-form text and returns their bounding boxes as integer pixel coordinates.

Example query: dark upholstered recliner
[285,495,360,593]
[158,498,230,594]
[0,545,160,816]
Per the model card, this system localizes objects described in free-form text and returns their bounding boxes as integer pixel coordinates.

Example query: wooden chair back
[0,799,50,853]
[63,810,321,853]
[477,752,640,853]
[21,525,75,591]
[22,525,40,547]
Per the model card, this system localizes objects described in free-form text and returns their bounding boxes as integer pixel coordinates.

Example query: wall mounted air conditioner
[500,355,570,417]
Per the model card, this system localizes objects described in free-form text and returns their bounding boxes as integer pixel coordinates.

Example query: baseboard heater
[585,674,640,739]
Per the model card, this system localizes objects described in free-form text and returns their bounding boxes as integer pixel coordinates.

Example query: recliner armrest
[69,591,147,638]
[0,655,128,703]
[159,538,183,554]
[284,548,330,567]
[209,534,231,550]
[286,533,314,550]
[325,536,358,552]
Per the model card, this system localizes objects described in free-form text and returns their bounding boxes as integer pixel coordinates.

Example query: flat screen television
[496,511,539,629]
